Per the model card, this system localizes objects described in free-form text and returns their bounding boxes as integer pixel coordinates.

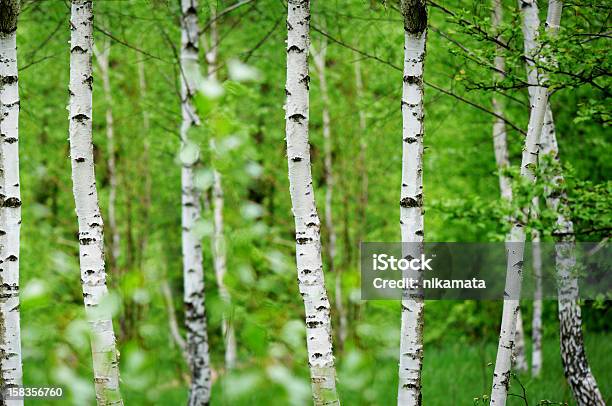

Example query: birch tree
[520,1,603,395]
[354,59,368,246]
[539,118,605,406]
[490,0,527,373]
[490,1,563,404]
[398,1,427,404]
[137,54,152,262]
[93,41,120,278]
[179,0,212,403]
[531,226,543,376]
[0,0,23,398]
[311,38,347,351]
[205,7,237,370]
[68,1,123,404]
[284,1,339,403]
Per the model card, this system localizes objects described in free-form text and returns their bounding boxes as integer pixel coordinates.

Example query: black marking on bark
[80,237,94,245]
[400,194,423,208]
[306,321,322,328]
[296,237,311,244]
[75,157,85,163]
[1,75,17,85]
[3,197,20,207]
[4,137,17,144]
[401,0,428,34]
[71,45,87,54]
[6,255,17,262]
[403,75,422,86]
[72,113,89,121]
[288,113,306,122]
[0,0,19,34]
[300,74,310,89]
[287,45,304,53]
[291,156,303,162]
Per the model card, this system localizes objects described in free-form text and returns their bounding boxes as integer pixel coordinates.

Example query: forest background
[11,0,610,404]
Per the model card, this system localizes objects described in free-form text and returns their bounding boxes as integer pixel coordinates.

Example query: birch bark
[0,1,23,400]
[539,126,605,405]
[180,1,212,404]
[284,1,339,404]
[490,2,563,404]
[205,7,237,370]
[398,1,427,405]
[312,40,347,351]
[354,60,368,246]
[93,42,120,277]
[136,55,152,262]
[520,2,603,397]
[490,0,527,374]
[531,226,543,376]
[68,1,123,404]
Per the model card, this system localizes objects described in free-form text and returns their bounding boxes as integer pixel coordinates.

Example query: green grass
[419,333,611,405]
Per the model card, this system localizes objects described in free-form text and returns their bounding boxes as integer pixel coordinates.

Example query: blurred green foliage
[13,0,609,404]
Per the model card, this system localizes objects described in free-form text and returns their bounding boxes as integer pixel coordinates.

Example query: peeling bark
[490,2,563,405]
[284,1,340,404]
[0,0,23,401]
[398,1,427,405]
[68,1,123,404]
[179,1,212,404]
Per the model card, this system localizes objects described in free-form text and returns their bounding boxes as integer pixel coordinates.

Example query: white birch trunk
[284,1,339,404]
[491,0,528,374]
[521,2,603,397]
[205,8,237,371]
[211,168,236,370]
[93,43,120,276]
[137,56,152,259]
[312,41,347,351]
[0,1,23,401]
[521,0,553,379]
[398,2,427,405]
[531,225,543,377]
[354,60,368,245]
[490,2,563,404]
[180,1,212,404]
[68,1,123,404]
[539,127,605,405]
